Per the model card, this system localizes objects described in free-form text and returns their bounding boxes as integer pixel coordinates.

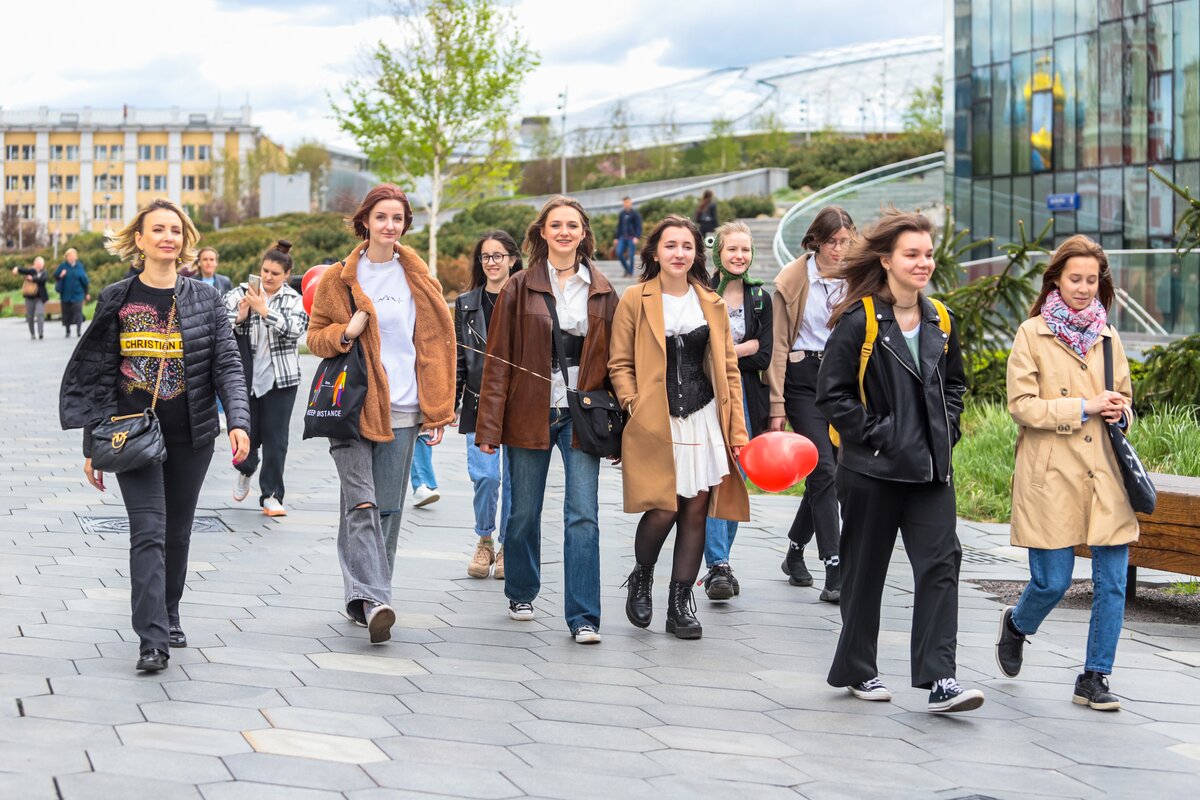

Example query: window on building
[1176,0,1200,160]
[1012,0,1031,53]
[110,205,122,221]
[21,145,34,160]
[138,145,152,160]
[110,145,123,160]
[21,205,34,219]
[198,145,211,161]
[66,204,78,221]
[94,205,107,221]
[153,175,167,191]
[137,175,151,191]
[3,145,17,160]
[991,63,1012,176]
[22,175,34,191]
[3,176,16,190]
[182,145,195,160]
[1078,31,1100,168]
[50,145,64,160]
[971,0,990,67]
[49,205,61,220]
[198,175,211,191]
[4,204,15,221]
[110,175,123,191]
[154,145,167,160]
[94,175,106,191]
[49,175,63,190]
[65,175,79,191]
[94,144,108,160]
[1125,14,1149,165]
[182,175,196,191]
[65,145,80,161]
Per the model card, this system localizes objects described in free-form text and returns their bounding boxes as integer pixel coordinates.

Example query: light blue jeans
[466,432,510,544]
[704,387,751,567]
[504,409,601,633]
[410,436,438,490]
[1011,544,1129,674]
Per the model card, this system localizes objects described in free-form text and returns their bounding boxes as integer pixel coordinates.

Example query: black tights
[634,491,710,583]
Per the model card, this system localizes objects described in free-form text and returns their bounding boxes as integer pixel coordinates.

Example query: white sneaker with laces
[847,677,893,701]
[233,473,252,502]
[573,626,602,644]
[411,485,440,508]
[262,497,287,517]
[508,601,534,621]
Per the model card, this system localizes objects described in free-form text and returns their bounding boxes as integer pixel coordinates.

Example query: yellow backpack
[828,296,951,449]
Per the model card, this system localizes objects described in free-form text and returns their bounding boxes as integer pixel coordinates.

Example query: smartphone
[248,275,262,292]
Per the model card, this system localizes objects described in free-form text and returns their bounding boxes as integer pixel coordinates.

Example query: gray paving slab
[55,772,205,799]
[221,752,374,792]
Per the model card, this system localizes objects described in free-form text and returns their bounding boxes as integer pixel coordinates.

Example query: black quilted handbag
[1102,337,1156,515]
[89,297,173,473]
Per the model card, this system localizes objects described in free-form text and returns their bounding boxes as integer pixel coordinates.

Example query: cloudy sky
[0,0,941,149]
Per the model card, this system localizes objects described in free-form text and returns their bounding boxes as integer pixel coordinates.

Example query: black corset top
[665,325,715,418]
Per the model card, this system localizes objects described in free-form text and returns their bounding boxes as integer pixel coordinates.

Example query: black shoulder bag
[541,292,624,458]
[1102,336,1156,514]
[303,286,368,440]
[90,297,173,473]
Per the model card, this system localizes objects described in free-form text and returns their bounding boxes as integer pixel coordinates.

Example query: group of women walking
[57,185,1142,715]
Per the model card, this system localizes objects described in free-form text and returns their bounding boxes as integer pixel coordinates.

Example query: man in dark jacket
[613,197,642,276]
[55,248,90,337]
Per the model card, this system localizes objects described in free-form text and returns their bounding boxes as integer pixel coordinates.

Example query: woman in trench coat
[609,215,750,640]
[996,234,1137,712]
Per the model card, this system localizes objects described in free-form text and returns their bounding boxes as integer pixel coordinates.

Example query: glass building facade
[949,0,1200,334]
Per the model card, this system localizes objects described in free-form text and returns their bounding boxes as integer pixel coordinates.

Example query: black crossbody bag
[1102,336,1156,514]
[541,293,624,458]
[303,286,368,440]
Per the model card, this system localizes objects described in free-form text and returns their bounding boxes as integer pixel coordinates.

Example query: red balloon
[302,264,329,294]
[738,431,819,493]
[302,279,318,315]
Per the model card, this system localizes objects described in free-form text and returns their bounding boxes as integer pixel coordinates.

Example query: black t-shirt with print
[116,281,190,443]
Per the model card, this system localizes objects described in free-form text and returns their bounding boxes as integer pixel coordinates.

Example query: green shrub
[1128,405,1200,476]
[965,348,1010,404]
[1136,334,1200,415]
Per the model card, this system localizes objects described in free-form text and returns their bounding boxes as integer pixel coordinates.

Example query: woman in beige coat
[609,215,750,639]
[997,234,1136,712]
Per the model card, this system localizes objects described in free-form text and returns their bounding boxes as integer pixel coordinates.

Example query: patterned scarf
[1041,289,1107,358]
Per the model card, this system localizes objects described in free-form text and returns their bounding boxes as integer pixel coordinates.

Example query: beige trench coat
[608,278,751,520]
[1007,317,1139,549]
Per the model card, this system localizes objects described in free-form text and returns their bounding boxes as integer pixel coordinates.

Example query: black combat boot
[665,581,703,640]
[622,563,654,628]
[781,543,813,586]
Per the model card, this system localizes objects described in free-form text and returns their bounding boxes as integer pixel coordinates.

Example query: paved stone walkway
[3,281,1200,799]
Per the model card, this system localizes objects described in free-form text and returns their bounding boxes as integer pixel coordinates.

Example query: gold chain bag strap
[90,296,176,473]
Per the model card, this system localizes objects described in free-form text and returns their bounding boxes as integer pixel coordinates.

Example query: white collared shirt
[792,253,846,352]
[548,261,591,408]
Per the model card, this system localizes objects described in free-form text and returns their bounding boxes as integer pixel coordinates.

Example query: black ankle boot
[665,581,703,639]
[622,563,654,628]
[781,544,813,587]
[819,563,841,604]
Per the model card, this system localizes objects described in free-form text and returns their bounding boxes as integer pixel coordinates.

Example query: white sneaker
[233,473,252,502]
[411,485,440,508]
[262,497,287,517]
[847,677,893,701]
[573,626,602,644]
[365,601,396,644]
[508,601,534,621]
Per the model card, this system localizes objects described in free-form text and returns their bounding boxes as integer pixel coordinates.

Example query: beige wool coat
[1007,317,1139,549]
[608,278,751,520]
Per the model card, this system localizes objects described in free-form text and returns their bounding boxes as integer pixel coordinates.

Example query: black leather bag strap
[541,292,574,389]
[1103,334,1114,392]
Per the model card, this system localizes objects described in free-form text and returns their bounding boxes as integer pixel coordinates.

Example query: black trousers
[783,357,840,560]
[235,385,298,504]
[61,301,84,333]
[115,439,215,653]
[827,467,962,690]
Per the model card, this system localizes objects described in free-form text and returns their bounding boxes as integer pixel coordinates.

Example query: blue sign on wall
[1047,193,1081,211]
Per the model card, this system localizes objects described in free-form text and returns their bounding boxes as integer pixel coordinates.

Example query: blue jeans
[466,432,510,544]
[616,237,637,275]
[1011,544,1129,674]
[410,436,438,490]
[505,409,601,633]
[704,386,751,567]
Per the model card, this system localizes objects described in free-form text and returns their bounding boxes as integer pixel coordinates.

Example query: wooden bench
[1076,473,1200,598]
[43,300,62,320]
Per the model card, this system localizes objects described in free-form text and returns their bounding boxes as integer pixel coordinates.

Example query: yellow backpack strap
[930,298,951,353]
[857,296,878,404]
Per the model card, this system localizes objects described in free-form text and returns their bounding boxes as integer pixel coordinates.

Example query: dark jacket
[710,276,773,437]
[17,266,49,302]
[59,276,251,457]
[454,286,490,435]
[475,262,617,450]
[695,203,719,237]
[56,261,90,303]
[615,208,643,240]
[194,272,233,296]
[816,296,966,484]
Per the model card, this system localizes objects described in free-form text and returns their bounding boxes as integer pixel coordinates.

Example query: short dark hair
[639,215,708,285]
[470,230,523,290]
[801,205,856,252]
[348,184,413,240]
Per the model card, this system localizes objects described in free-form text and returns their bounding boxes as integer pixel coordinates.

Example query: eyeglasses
[480,253,511,265]
[822,237,852,250]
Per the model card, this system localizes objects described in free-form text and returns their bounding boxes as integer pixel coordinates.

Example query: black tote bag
[303,287,368,440]
[1102,337,1156,515]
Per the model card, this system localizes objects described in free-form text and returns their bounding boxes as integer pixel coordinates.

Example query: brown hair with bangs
[523,196,595,267]
[348,184,413,239]
[1030,234,1115,316]
[829,209,934,327]
[639,215,709,285]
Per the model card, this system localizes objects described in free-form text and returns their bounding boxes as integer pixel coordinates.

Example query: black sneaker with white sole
[927,677,985,712]
[1073,671,1121,711]
[846,677,892,701]
[995,606,1027,678]
[508,601,534,621]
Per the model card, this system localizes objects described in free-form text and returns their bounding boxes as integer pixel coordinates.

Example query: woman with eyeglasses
[456,230,522,579]
[767,206,854,603]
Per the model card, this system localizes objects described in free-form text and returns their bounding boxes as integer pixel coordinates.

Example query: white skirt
[669,399,730,499]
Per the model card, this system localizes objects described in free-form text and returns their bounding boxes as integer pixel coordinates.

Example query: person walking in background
[700,221,772,601]
[609,216,750,640]
[409,436,440,508]
[307,184,456,644]
[613,196,643,276]
[695,190,719,238]
[817,210,983,713]
[13,256,49,340]
[769,206,855,602]
[475,196,617,644]
[997,235,1137,712]
[55,248,90,337]
[194,246,232,295]
[59,198,250,672]
[225,240,309,517]
[456,230,521,580]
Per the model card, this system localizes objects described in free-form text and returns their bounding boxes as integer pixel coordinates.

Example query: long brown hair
[1029,234,1115,316]
[348,183,413,239]
[801,205,856,252]
[829,209,934,327]
[639,215,709,285]
[469,230,523,290]
[523,196,595,267]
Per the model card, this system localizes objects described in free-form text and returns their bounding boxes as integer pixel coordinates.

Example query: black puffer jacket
[454,287,488,435]
[816,296,966,484]
[60,275,251,457]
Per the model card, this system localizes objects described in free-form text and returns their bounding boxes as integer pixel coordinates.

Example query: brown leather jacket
[475,262,617,450]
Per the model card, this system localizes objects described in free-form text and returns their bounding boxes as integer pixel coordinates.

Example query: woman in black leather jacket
[815,210,983,714]
[456,230,522,580]
[59,199,250,673]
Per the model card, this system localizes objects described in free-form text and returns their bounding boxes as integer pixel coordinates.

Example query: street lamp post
[557,87,568,194]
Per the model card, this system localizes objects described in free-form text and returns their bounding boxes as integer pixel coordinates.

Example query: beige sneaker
[493,548,504,580]
[468,539,495,578]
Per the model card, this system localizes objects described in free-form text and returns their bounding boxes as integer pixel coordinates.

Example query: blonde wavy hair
[105,198,200,265]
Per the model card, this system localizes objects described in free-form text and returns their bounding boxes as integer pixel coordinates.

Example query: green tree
[700,118,739,172]
[289,140,332,210]
[331,0,537,275]
[902,76,944,136]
